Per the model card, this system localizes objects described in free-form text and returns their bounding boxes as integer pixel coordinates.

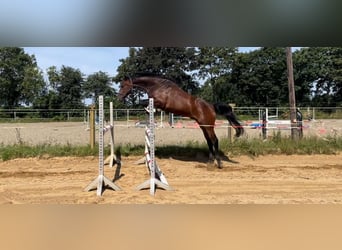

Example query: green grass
[0,143,98,161]
[220,133,342,157]
[1,135,341,162]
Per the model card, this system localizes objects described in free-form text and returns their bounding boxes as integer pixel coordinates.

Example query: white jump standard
[104,101,117,168]
[85,95,121,196]
[136,98,172,196]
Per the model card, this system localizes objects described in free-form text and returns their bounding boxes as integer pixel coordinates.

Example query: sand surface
[1,154,341,204]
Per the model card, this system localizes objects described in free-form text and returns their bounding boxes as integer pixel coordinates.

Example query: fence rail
[0,107,341,122]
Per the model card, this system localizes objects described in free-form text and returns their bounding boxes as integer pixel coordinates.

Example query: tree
[228,52,253,105]
[196,47,238,103]
[229,48,289,106]
[47,65,84,109]
[0,47,45,108]
[112,48,141,106]
[294,47,342,106]
[21,66,46,106]
[83,71,116,105]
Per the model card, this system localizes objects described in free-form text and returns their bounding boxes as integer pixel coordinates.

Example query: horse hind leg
[202,127,222,169]
[213,137,222,168]
[205,138,215,164]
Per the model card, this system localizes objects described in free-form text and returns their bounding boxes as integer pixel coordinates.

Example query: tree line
[0,47,341,110]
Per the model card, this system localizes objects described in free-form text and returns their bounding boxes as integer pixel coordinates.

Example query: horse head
[118,76,133,101]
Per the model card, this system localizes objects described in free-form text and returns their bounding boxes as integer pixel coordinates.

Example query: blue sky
[23,47,259,78]
[23,47,130,78]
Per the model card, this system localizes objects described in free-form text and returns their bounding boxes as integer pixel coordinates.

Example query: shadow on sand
[114,144,240,171]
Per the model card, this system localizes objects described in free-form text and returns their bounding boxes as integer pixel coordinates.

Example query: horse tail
[213,103,244,137]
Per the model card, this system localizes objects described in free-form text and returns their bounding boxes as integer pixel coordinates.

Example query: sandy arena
[0,120,341,204]
[1,154,341,204]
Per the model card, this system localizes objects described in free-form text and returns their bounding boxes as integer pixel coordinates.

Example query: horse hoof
[206,161,215,169]
[216,159,222,169]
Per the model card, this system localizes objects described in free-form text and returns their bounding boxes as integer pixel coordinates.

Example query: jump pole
[136,98,172,196]
[85,95,121,196]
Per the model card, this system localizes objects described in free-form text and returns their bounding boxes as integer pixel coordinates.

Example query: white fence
[1,107,341,121]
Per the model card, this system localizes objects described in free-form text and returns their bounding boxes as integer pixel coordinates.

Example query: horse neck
[132,78,159,95]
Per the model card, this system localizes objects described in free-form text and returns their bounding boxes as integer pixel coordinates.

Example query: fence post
[227,103,236,143]
[160,110,164,127]
[286,47,300,140]
[262,108,268,139]
[127,109,129,127]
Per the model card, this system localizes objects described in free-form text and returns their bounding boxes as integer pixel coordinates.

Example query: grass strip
[1,135,341,162]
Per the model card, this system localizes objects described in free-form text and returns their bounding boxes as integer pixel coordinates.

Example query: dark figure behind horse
[118,76,244,168]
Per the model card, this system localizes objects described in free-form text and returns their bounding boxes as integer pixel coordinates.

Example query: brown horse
[118,76,244,168]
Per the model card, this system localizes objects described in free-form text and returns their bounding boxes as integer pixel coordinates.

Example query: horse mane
[134,72,162,78]
[131,73,180,87]
[134,72,178,81]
